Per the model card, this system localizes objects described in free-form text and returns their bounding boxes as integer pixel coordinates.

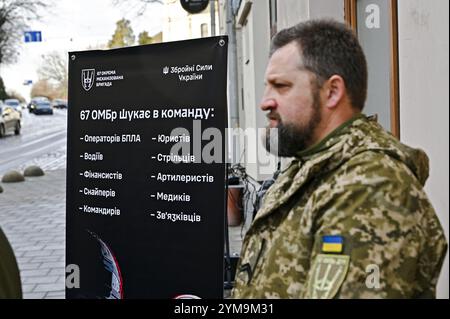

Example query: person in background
[0,227,22,298]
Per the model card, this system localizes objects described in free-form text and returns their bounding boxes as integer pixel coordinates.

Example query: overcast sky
[0,0,164,99]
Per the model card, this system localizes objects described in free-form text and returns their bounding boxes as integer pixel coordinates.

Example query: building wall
[309,0,345,21]
[398,0,449,298]
[162,0,218,42]
[277,0,310,30]
[277,0,344,30]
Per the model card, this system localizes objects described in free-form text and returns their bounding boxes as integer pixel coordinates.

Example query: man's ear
[323,75,346,109]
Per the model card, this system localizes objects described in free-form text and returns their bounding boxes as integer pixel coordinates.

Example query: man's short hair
[271,19,368,111]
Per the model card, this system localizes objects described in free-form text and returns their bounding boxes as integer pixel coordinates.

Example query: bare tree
[37,51,68,85]
[0,0,49,65]
[30,78,57,100]
[37,51,68,98]
[111,0,162,16]
[6,89,25,103]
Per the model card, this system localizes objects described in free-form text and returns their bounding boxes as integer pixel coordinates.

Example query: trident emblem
[81,69,95,91]
[306,254,350,299]
[312,263,343,298]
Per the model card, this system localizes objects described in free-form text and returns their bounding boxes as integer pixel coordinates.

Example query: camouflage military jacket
[232,115,447,299]
[0,227,22,299]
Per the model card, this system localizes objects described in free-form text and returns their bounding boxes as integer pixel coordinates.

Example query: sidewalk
[0,169,66,299]
[0,168,245,299]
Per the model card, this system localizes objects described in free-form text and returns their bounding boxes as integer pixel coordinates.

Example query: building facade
[163,0,219,42]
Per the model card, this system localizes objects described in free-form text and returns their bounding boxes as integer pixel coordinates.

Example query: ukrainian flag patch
[322,235,344,253]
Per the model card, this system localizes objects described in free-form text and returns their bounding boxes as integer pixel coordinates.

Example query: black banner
[66,37,228,299]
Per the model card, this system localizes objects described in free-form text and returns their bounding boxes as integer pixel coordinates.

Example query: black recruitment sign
[180,0,209,14]
[66,36,228,299]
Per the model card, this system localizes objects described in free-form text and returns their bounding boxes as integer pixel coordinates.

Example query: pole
[226,0,240,163]
[210,0,216,36]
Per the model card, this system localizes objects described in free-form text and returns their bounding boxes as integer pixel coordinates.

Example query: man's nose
[260,95,277,112]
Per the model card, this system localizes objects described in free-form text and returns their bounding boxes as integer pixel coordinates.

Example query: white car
[0,101,21,137]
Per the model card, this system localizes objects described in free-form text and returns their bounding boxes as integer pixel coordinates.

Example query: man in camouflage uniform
[232,19,447,299]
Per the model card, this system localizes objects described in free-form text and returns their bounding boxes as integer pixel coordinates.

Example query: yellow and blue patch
[321,235,344,254]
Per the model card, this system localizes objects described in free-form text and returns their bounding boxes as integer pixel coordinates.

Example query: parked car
[0,102,21,137]
[33,101,53,115]
[51,99,68,109]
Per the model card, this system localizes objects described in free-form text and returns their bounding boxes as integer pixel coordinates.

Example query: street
[0,108,67,175]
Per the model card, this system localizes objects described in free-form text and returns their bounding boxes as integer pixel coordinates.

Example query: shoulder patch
[305,254,350,299]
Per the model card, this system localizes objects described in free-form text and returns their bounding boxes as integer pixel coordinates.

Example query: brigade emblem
[81,69,95,91]
[306,254,350,299]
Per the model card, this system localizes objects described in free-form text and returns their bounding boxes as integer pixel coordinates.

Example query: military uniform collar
[295,113,366,160]
[252,113,368,224]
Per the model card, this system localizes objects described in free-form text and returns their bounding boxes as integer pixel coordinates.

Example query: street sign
[23,80,33,86]
[180,0,209,14]
[67,36,228,299]
[24,31,42,43]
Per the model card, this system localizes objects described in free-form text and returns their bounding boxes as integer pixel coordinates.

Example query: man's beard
[263,92,322,157]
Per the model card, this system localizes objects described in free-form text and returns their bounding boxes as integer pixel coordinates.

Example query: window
[345,0,399,137]
[201,23,209,37]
